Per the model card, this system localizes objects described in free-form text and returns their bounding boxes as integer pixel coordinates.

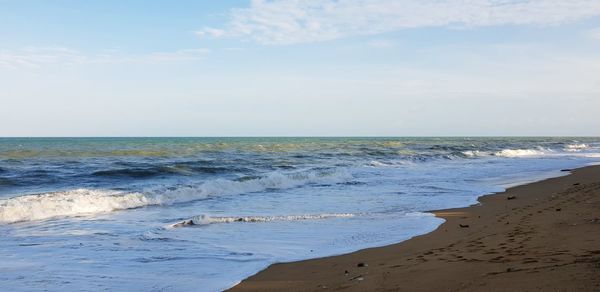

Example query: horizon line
[1,135,599,139]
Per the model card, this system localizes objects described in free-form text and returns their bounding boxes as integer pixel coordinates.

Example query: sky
[1,0,600,137]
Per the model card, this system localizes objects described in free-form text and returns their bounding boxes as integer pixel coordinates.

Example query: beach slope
[231,166,600,291]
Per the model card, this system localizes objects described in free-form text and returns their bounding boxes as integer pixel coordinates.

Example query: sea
[1,137,599,291]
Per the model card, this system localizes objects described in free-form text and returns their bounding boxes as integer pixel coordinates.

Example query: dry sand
[231,165,600,291]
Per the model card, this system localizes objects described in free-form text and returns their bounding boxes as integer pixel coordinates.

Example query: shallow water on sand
[1,137,600,291]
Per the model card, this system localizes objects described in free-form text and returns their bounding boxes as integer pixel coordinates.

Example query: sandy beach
[231,165,600,291]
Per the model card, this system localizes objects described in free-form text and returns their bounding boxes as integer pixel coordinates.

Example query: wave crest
[461,150,491,158]
[564,143,589,152]
[0,189,153,223]
[0,169,352,223]
[494,148,549,157]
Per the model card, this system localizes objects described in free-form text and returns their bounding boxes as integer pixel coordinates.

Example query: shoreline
[231,165,600,291]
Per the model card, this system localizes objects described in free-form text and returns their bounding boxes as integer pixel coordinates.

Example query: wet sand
[231,165,600,291]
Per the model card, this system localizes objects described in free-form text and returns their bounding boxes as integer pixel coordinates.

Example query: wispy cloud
[0,47,210,68]
[197,0,600,45]
[0,47,83,68]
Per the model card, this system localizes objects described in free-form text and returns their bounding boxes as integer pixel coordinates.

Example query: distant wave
[368,160,413,167]
[0,169,352,224]
[493,147,600,159]
[91,164,245,178]
[460,150,491,158]
[494,148,549,157]
[462,146,600,159]
[92,168,167,178]
[367,146,600,166]
[564,143,589,152]
[368,148,550,165]
[170,213,357,227]
[463,148,551,158]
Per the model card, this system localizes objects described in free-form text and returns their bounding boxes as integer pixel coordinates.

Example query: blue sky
[1,0,600,136]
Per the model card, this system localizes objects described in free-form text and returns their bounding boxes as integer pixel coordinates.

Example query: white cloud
[197,0,600,45]
[0,47,210,68]
[0,47,84,68]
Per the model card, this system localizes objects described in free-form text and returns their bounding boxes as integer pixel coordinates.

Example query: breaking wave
[462,148,555,158]
[564,143,589,152]
[171,213,357,227]
[368,160,413,167]
[0,189,153,223]
[494,148,550,157]
[464,146,599,158]
[461,150,491,158]
[0,169,352,223]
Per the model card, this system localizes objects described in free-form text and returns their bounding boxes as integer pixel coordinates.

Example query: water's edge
[227,165,585,290]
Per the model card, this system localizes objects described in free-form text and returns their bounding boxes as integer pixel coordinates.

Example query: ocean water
[1,137,600,291]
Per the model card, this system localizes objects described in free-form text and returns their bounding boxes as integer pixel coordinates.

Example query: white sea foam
[494,148,549,157]
[172,213,357,227]
[564,143,589,152]
[0,169,353,224]
[404,211,435,217]
[369,160,394,167]
[368,160,412,167]
[0,189,154,224]
[461,150,491,157]
[170,211,440,228]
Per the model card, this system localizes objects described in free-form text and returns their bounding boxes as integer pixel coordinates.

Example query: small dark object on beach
[349,275,363,281]
[573,183,580,186]
[561,169,571,172]
[556,208,561,212]
[507,195,516,200]
[506,267,514,272]
[459,224,470,228]
[344,270,349,275]
[357,262,367,267]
